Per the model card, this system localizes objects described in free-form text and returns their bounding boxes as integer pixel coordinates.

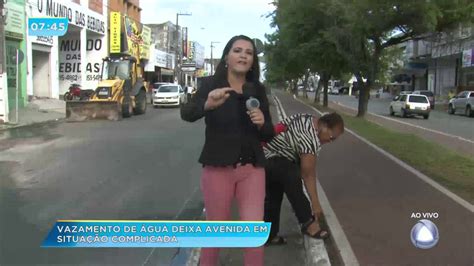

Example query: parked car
[329,86,340,95]
[151,82,172,104]
[152,84,186,107]
[448,90,474,117]
[389,94,431,119]
[413,90,435,109]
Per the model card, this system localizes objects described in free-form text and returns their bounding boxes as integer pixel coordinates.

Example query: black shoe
[265,236,287,246]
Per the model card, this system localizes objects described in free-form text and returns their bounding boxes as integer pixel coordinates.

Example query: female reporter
[264,113,344,244]
[181,35,274,266]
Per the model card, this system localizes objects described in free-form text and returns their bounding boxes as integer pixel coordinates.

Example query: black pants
[264,157,313,239]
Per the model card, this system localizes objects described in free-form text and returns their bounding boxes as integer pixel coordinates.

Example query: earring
[225,63,228,68]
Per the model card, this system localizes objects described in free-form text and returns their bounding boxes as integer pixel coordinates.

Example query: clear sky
[140,0,276,59]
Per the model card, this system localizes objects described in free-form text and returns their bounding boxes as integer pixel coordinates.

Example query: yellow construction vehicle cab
[66,54,147,121]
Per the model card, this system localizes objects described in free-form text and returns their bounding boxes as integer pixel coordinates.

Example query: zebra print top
[264,113,321,163]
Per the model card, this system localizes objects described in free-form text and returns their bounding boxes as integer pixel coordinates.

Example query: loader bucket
[65,101,121,121]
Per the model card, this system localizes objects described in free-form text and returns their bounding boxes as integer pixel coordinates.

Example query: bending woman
[264,112,344,244]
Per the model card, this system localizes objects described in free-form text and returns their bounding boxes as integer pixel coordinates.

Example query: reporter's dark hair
[319,112,344,132]
[213,35,261,84]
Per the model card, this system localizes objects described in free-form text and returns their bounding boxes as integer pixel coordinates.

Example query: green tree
[327,0,474,116]
[265,0,350,106]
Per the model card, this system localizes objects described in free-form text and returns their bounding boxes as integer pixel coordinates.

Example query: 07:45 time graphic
[28,17,69,37]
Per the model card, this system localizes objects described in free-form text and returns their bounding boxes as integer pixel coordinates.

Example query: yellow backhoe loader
[65,54,147,121]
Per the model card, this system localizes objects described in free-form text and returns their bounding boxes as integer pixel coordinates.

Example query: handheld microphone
[246,97,260,110]
[243,83,260,110]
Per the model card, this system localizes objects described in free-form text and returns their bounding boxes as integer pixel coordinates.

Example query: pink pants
[199,164,265,266]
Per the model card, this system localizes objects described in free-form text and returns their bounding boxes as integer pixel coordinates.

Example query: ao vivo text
[410,212,439,219]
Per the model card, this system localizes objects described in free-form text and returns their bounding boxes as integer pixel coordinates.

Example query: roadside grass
[301,97,474,204]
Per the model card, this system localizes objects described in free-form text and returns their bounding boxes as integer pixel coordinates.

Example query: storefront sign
[188,42,195,61]
[155,50,168,68]
[182,27,188,58]
[58,36,103,83]
[193,42,205,68]
[123,17,151,60]
[110,12,121,53]
[35,0,105,35]
[462,49,474,67]
[186,42,205,68]
[32,36,54,46]
[181,67,196,72]
[145,49,175,72]
[5,2,25,40]
[141,25,151,60]
[124,17,143,57]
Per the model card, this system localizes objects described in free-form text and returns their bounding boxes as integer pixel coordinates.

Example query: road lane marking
[293,96,474,213]
[317,181,360,266]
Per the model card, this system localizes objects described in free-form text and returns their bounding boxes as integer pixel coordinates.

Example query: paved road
[310,93,474,141]
[0,106,205,265]
[277,90,474,266]
[0,102,311,266]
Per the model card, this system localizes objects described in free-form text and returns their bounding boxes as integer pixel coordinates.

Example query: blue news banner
[42,221,271,248]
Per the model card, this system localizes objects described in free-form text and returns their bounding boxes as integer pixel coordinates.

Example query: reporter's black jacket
[180,76,275,167]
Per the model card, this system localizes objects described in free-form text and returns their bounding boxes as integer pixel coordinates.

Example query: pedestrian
[186,85,194,102]
[180,35,275,266]
[263,112,344,244]
[448,90,455,99]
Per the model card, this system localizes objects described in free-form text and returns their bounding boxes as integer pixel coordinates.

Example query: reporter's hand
[204,87,233,110]
[247,108,265,128]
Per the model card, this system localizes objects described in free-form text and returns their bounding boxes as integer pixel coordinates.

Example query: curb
[292,95,361,266]
[272,95,335,266]
[0,117,65,132]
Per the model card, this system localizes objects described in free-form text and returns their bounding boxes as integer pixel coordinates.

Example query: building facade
[26,0,108,103]
[0,0,147,123]
[1,0,28,123]
[108,0,141,23]
[145,22,180,84]
[397,24,474,100]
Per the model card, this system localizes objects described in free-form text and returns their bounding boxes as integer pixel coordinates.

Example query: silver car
[448,91,474,117]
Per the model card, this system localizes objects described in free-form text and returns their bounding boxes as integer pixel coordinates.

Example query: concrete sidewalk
[0,98,65,131]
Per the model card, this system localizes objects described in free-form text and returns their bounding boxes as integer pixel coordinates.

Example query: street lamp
[210,41,220,76]
[175,12,192,85]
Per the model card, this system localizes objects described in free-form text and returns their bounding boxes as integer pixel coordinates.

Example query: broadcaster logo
[410,219,439,249]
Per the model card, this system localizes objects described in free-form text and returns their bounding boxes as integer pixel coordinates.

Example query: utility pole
[175,12,191,85]
[210,41,219,76]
